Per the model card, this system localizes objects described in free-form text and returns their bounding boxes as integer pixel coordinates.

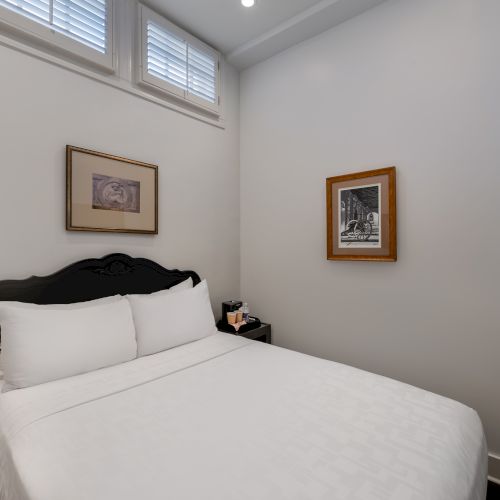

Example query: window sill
[0,32,226,130]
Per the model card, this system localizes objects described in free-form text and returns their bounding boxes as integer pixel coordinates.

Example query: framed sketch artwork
[66,146,158,234]
[326,167,396,261]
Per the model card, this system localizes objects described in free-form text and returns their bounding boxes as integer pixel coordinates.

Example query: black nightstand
[234,323,272,344]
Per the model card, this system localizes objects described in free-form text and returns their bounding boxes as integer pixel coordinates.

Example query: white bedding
[0,333,487,500]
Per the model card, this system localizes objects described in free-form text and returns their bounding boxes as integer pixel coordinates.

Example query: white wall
[0,44,240,312]
[240,0,500,461]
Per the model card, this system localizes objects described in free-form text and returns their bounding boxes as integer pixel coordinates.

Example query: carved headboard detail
[0,254,201,304]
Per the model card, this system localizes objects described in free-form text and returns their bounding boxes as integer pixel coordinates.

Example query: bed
[0,254,488,500]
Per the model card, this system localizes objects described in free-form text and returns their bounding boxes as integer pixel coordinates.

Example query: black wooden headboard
[0,254,201,304]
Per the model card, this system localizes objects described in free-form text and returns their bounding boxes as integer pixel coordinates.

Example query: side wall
[0,44,240,310]
[240,0,500,461]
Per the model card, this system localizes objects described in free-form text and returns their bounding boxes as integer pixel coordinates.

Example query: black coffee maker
[221,300,242,319]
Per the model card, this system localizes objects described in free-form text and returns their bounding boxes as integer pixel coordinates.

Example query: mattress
[0,333,487,500]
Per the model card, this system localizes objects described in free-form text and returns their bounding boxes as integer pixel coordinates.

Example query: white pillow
[0,295,121,310]
[167,277,193,293]
[127,277,193,299]
[0,298,137,391]
[128,280,217,356]
[0,296,123,373]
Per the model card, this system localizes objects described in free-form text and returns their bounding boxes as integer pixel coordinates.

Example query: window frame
[138,3,221,116]
[0,0,114,71]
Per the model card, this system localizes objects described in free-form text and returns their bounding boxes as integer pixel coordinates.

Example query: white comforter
[0,333,487,500]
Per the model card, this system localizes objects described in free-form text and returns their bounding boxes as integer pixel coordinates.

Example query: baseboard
[489,452,500,484]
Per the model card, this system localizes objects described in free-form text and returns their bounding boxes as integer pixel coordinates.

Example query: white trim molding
[227,0,387,70]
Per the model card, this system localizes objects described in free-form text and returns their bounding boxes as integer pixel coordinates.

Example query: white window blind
[0,0,50,24]
[0,0,108,53]
[146,19,218,107]
[187,45,217,104]
[147,21,187,92]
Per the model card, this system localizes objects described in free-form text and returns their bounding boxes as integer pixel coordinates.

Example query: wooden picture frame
[66,146,158,234]
[326,167,396,261]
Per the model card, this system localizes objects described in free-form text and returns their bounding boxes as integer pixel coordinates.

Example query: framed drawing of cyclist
[326,167,397,261]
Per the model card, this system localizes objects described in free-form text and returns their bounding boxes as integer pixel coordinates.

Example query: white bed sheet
[0,333,487,500]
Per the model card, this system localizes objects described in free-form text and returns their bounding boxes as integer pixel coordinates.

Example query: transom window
[139,4,220,115]
[0,0,112,68]
[0,2,224,121]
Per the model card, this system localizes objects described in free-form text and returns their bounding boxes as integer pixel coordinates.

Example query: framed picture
[66,146,158,234]
[326,167,396,261]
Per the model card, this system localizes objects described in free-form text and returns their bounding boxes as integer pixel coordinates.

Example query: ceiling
[144,0,387,70]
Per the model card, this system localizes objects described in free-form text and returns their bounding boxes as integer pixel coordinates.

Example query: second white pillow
[128,280,217,356]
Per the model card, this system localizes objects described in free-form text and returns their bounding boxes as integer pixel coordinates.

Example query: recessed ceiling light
[241,0,255,7]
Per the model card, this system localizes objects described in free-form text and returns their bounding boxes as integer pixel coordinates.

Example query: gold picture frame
[66,146,158,235]
[326,167,397,261]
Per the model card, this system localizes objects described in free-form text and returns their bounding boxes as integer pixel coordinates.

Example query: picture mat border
[338,182,382,249]
[66,145,159,234]
[331,174,390,257]
[326,166,397,262]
